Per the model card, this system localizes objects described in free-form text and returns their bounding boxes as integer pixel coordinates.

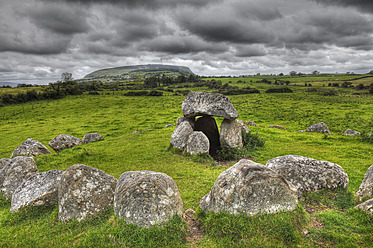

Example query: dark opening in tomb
[194,116,221,157]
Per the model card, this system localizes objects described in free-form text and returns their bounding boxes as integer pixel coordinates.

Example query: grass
[1,78,373,247]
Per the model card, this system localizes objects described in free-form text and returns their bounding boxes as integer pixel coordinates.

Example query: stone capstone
[58,164,117,223]
[182,91,239,120]
[48,134,83,152]
[356,164,373,201]
[11,138,52,158]
[11,169,63,212]
[200,159,298,216]
[114,170,183,228]
[194,116,221,156]
[355,199,373,214]
[186,131,210,155]
[1,156,39,199]
[266,155,349,193]
[306,122,331,135]
[220,119,243,149]
[342,129,361,136]
[170,121,193,150]
[82,133,104,144]
[0,158,11,188]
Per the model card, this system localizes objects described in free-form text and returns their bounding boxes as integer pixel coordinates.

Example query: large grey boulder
[58,164,117,223]
[182,91,239,120]
[220,119,243,149]
[48,134,83,152]
[0,158,11,188]
[200,159,298,216]
[114,170,183,228]
[355,199,373,214]
[11,169,63,212]
[186,131,210,155]
[266,155,349,193]
[342,129,360,136]
[306,122,331,135]
[356,164,373,201]
[176,117,195,129]
[170,121,193,150]
[11,138,52,158]
[82,133,104,144]
[1,157,39,199]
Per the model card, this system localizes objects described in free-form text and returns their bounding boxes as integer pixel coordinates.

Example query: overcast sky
[1,0,373,83]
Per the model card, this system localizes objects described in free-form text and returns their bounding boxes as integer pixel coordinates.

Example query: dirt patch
[183,209,205,246]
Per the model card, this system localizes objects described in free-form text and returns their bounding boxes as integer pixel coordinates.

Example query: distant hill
[82,64,195,81]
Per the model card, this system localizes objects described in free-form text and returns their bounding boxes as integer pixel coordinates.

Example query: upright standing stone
[58,164,117,223]
[186,131,210,155]
[356,164,373,201]
[194,116,221,156]
[82,133,104,144]
[114,170,184,228]
[170,121,193,150]
[0,158,11,188]
[1,156,39,199]
[200,159,298,216]
[11,138,52,158]
[176,117,195,129]
[220,119,243,149]
[48,134,83,152]
[182,92,239,120]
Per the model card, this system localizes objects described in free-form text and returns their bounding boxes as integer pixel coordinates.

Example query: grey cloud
[313,0,373,13]
[235,45,267,57]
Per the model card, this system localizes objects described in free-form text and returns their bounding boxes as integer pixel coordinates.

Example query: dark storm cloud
[314,0,373,13]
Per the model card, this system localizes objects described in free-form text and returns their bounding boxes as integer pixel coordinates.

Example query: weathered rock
[0,158,11,188]
[356,164,373,201]
[176,117,195,129]
[11,169,63,212]
[266,155,349,193]
[368,132,373,136]
[11,138,52,158]
[114,170,183,228]
[164,124,174,128]
[170,121,193,150]
[48,134,83,152]
[1,157,39,199]
[355,199,373,214]
[342,129,360,136]
[220,119,243,149]
[82,133,104,144]
[269,125,286,131]
[237,120,250,133]
[0,158,10,171]
[247,121,259,127]
[132,130,139,134]
[194,116,220,156]
[58,164,117,223]
[186,131,210,155]
[182,91,239,120]
[306,122,331,135]
[200,159,298,216]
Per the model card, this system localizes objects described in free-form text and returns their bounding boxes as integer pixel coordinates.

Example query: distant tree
[368,70,373,74]
[61,72,73,82]
[289,71,297,76]
[312,70,320,75]
[278,73,284,76]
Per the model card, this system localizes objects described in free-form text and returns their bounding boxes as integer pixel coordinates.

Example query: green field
[0,79,373,247]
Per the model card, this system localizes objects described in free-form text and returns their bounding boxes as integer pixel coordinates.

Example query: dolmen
[170,92,246,157]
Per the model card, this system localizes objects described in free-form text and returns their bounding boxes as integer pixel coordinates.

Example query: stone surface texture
[342,129,361,136]
[48,134,83,152]
[1,156,39,199]
[182,91,239,120]
[82,133,104,144]
[220,119,243,149]
[355,199,373,214]
[186,131,210,155]
[58,164,117,223]
[11,138,51,158]
[0,158,12,188]
[356,164,373,201]
[306,122,331,135]
[237,120,250,133]
[170,121,193,149]
[266,155,349,193]
[200,159,298,216]
[176,117,195,129]
[194,116,221,156]
[114,170,183,228]
[11,169,63,212]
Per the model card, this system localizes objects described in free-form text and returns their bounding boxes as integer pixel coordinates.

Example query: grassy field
[0,79,373,247]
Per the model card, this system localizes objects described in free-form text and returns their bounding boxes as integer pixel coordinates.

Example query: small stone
[132,131,139,134]
[186,131,210,155]
[246,121,259,127]
[82,133,104,144]
[164,124,174,128]
[306,122,331,135]
[342,129,360,136]
[355,199,373,214]
[269,125,286,131]
[11,138,51,158]
[48,134,83,152]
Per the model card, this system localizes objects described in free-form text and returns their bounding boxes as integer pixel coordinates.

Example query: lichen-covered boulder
[306,122,331,135]
[82,133,104,144]
[48,134,83,152]
[1,157,39,199]
[182,91,239,120]
[220,119,243,149]
[356,164,373,201]
[11,169,63,212]
[0,158,11,188]
[58,164,117,223]
[266,155,349,193]
[342,129,360,136]
[200,159,298,216]
[170,121,193,150]
[176,117,195,129]
[114,170,183,228]
[186,131,210,155]
[355,199,373,214]
[11,138,52,158]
